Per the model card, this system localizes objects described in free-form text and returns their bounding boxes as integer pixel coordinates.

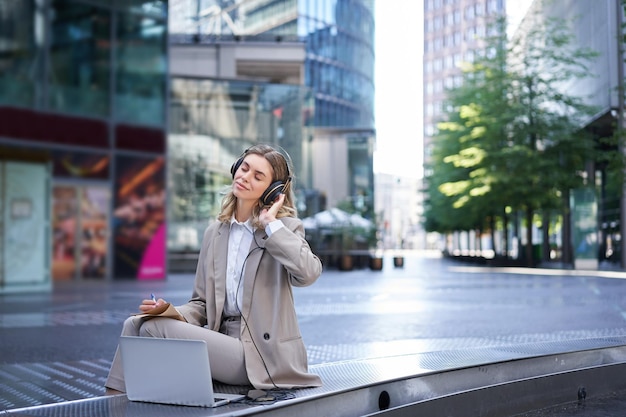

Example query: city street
[3,251,626,411]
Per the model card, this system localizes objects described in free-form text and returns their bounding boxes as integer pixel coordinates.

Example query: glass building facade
[168,0,376,247]
[0,0,168,288]
[298,0,375,129]
[170,0,375,130]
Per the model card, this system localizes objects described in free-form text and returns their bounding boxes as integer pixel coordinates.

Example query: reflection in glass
[53,150,110,179]
[48,0,111,117]
[168,0,373,130]
[0,1,41,107]
[115,2,167,127]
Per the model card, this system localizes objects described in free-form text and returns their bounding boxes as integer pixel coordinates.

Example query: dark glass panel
[48,0,111,117]
[0,0,40,107]
[121,0,167,19]
[115,1,167,127]
[0,106,109,147]
[115,123,165,153]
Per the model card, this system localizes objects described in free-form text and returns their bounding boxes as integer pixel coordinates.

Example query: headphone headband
[230,147,291,181]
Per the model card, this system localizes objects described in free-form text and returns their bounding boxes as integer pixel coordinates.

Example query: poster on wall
[3,162,49,290]
[114,155,166,280]
[52,186,78,280]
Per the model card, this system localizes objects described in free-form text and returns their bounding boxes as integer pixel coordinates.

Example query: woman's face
[232,153,274,203]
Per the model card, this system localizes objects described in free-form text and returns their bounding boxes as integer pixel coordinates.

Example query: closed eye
[241,162,268,181]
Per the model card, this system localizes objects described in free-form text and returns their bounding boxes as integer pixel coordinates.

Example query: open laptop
[119,336,246,407]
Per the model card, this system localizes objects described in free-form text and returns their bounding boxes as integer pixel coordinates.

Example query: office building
[423,0,504,177]
[0,0,376,289]
[422,0,505,250]
[514,0,624,268]
[0,0,169,292]
[424,0,626,268]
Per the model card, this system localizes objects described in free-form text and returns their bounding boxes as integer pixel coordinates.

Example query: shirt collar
[230,215,255,234]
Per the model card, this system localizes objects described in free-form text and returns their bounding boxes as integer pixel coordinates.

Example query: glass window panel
[48,0,111,117]
[0,0,41,107]
[124,0,167,19]
[115,1,167,127]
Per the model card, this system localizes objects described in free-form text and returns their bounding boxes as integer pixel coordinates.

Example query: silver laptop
[119,336,245,407]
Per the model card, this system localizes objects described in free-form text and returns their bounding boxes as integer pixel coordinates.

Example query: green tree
[424,12,600,266]
[506,10,598,264]
[425,17,516,255]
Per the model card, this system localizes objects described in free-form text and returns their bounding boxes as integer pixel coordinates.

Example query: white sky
[373,1,424,180]
[373,0,534,180]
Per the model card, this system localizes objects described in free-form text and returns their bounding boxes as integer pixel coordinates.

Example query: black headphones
[230,149,291,206]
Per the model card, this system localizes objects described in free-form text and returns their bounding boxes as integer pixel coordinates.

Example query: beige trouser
[105,316,249,392]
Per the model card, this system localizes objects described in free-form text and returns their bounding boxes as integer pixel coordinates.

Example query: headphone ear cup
[261,181,285,206]
[230,157,244,178]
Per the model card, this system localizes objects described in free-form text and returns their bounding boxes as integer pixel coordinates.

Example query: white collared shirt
[224,217,255,317]
[223,217,285,317]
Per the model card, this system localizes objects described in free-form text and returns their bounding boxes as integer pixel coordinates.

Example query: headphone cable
[233,233,279,390]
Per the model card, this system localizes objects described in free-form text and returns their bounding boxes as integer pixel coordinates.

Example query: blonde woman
[105,144,322,393]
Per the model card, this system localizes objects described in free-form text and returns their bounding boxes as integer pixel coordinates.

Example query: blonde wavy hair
[217,144,297,227]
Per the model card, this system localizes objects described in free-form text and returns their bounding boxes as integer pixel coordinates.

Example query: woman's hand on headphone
[260,193,285,227]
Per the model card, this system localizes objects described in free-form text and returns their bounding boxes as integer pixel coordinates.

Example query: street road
[2,252,626,410]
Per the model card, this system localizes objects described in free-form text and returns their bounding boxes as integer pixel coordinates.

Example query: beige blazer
[176,217,323,389]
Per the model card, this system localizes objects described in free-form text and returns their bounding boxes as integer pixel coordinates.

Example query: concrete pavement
[3,251,626,411]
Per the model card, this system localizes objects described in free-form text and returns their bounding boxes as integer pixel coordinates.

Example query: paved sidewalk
[2,252,626,411]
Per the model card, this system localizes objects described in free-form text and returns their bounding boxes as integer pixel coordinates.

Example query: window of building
[48,0,111,117]
[114,1,167,127]
[487,0,499,13]
[476,24,485,38]
[434,16,442,30]
[0,1,41,107]
[435,79,443,93]
[475,2,484,16]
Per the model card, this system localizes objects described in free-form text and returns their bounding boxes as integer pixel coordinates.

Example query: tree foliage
[423,11,602,264]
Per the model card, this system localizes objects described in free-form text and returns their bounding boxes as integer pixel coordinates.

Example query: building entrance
[52,184,110,281]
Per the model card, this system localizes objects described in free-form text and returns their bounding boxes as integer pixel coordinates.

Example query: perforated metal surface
[7,337,626,417]
[0,311,132,328]
[0,359,110,411]
[4,334,626,412]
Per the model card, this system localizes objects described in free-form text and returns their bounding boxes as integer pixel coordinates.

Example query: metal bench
[7,336,626,416]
